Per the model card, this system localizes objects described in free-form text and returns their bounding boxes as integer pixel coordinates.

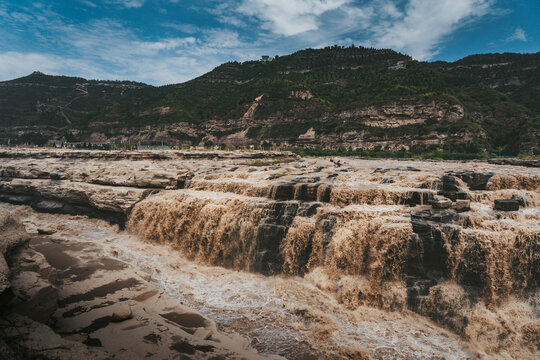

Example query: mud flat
[1,148,539,359]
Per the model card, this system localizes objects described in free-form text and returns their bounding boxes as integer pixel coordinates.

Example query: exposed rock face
[340,101,464,128]
[455,199,470,212]
[488,158,540,167]
[447,170,495,190]
[494,198,520,211]
[0,210,30,293]
[0,210,30,256]
[111,304,132,322]
[0,179,152,225]
[1,313,110,360]
[0,149,298,226]
[431,198,452,209]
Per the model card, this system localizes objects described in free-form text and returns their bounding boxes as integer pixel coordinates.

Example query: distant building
[66,142,86,148]
[48,136,67,148]
[137,145,170,150]
[48,139,63,148]
[138,141,169,150]
[261,55,271,62]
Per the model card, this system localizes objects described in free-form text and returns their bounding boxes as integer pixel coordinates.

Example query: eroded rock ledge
[0,148,297,161]
[0,148,539,358]
[0,210,30,293]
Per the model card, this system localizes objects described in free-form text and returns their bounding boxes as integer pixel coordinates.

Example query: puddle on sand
[1,203,477,359]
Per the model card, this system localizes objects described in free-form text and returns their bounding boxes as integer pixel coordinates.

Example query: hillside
[0,46,538,155]
[0,72,147,145]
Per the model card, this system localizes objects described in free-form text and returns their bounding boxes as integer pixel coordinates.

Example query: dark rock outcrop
[431,198,452,209]
[405,190,434,206]
[488,158,540,168]
[269,182,331,203]
[294,183,321,201]
[455,200,470,212]
[446,171,495,190]
[439,175,469,201]
[254,202,300,274]
[0,210,30,294]
[511,194,533,207]
[410,209,461,273]
[494,199,520,211]
[268,183,296,200]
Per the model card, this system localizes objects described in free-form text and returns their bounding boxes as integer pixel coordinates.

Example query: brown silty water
[2,202,475,359]
[126,157,539,359]
[0,150,539,359]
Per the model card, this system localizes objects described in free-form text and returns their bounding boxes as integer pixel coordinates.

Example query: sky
[0,0,538,85]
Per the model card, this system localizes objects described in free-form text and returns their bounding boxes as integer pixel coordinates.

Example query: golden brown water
[125,166,539,359]
[3,202,479,359]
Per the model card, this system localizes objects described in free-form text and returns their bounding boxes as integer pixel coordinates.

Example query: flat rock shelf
[0,149,539,360]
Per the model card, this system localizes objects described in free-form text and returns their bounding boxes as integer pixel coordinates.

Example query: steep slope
[0,71,147,145]
[432,52,540,152]
[1,47,538,154]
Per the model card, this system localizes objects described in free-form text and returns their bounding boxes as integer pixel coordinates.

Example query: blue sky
[0,0,538,85]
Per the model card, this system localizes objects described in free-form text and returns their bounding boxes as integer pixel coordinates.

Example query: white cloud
[202,29,242,48]
[222,0,494,60]
[8,11,34,23]
[137,37,197,52]
[121,0,145,8]
[0,0,501,84]
[0,10,261,85]
[237,0,350,36]
[379,1,402,18]
[77,0,98,8]
[163,23,201,34]
[506,27,527,42]
[106,0,146,9]
[369,0,493,60]
[0,52,103,80]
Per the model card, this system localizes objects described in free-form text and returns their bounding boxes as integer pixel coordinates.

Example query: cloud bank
[0,0,518,85]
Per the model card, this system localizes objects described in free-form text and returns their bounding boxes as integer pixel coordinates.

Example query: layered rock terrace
[0,148,539,358]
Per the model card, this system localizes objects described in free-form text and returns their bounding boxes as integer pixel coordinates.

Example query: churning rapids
[1,203,474,359]
[0,149,538,359]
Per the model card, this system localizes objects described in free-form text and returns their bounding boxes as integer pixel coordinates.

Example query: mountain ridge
[1,46,538,155]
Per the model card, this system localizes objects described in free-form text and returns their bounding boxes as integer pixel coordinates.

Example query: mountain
[1,46,538,155]
[0,71,147,145]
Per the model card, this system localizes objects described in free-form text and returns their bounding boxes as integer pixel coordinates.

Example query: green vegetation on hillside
[1,47,538,154]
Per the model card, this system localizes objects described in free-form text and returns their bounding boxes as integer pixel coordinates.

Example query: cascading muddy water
[128,190,300,274]
[3,202,476,360]
[128,185,539,359]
